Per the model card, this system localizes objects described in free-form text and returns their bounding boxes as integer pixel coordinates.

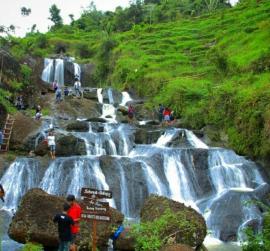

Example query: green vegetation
[0,0,269,161]
[131,209,200,251]
[242,204,270,251]
[22,243,43,251]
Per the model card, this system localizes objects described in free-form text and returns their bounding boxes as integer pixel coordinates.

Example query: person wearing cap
[66,195,82,251]
[53,203,74,251]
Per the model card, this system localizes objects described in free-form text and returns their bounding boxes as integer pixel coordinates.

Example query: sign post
[81,188,112,251]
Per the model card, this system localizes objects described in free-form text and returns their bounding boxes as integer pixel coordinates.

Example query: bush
[22,242,44,251]
[75,43,94,59]
[131,209,199,251]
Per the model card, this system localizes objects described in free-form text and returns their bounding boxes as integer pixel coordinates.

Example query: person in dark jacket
[53,203,74,251]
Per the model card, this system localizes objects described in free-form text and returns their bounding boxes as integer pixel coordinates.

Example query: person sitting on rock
[47,131,56,159]
[128,104,135,123]
[0,184,5,202]
[67,194,82,251]
[53,203,74,251]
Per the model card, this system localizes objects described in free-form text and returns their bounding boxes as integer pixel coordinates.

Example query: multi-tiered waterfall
[0,87,269,250]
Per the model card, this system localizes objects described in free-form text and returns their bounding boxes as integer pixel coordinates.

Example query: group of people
[158,104,175,125]
[54,194,81,251]
[52,78,82,103]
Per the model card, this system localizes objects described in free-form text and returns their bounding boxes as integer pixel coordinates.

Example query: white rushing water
[0,158,40,211]
[185,129,209,149]
[120,91,132,106]
[41,58,54,83]
[54,59,64,86]
[74,62,81,80]
[155,129,178,147]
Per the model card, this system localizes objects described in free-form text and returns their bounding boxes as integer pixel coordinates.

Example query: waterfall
[108,88,114,104]
[155,129,178,147]
[0,158,40,211]
[54,59,64,86]
[74,63,81,80]
[140,161,165,195]
[163,151,196,207]
[40,157,111,198]
[97,88,103,103]
[120,92,132,106]
[41,58,54,83]
[185,130,209,149]
[0,88,268,246]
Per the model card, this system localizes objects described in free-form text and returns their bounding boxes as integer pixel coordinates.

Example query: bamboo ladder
[0,114,15,152]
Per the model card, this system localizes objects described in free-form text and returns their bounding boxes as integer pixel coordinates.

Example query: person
[35,105,42,120]
[163,107,171,125]
[64,87,69,97]
[16,95,24,110]
[158,104,164,123]
[127,104,135,123]
[0,184,4,202]
[47,131,56,159]
[67,195,82,251]
[53,203,74,251]
[170,111,175,124]
[0,130,3,150]
[53,81,59,92]
[74,78,81,98]
[56,88,62,103]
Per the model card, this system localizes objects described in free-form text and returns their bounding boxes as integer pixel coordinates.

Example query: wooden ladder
[0,114,15,152]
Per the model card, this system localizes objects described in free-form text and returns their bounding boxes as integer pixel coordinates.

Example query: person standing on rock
[158,104,164,123]
[53,203,74,251]
[47,131,56,159]
[74,78,81,98]
[0,184,5,202]
[67,194,82,251]
[56,87,62,103]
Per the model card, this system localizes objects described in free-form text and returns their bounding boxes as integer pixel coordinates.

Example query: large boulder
[141,195,207,248]
[83,88,98,101]
[66,121,89,132]
[206,188,268,242]
[56,134,86,156]
[8,189,124,250]
[134,128,163,144]
[10,113,41,152]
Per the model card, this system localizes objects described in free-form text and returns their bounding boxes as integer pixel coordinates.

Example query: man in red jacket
[67,195,82,251]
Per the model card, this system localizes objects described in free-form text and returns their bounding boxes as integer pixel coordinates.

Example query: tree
[21,7,31,16]
[48,4,63,27]
[69,14,74,24]
[31,24,37,33]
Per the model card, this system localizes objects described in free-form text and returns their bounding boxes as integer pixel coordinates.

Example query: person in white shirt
[47,131,56,159]
[74,78,81,97]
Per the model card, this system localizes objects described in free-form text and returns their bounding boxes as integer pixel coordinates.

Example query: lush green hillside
[1,0,270,161]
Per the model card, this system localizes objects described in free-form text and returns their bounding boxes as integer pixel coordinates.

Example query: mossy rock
[141,195,207,248]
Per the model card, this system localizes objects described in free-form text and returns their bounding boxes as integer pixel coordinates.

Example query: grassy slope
[107,0,270,160]
[7,0,270,161]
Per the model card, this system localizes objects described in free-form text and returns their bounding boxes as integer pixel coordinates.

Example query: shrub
[22,243,44,251]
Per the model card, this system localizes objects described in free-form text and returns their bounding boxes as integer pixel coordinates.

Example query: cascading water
[74,62,81,80]
[41,58,54,83]
[120,92,132,106]
[54,59,64,86]
[41,58,64,86]
[0,87,269,250]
